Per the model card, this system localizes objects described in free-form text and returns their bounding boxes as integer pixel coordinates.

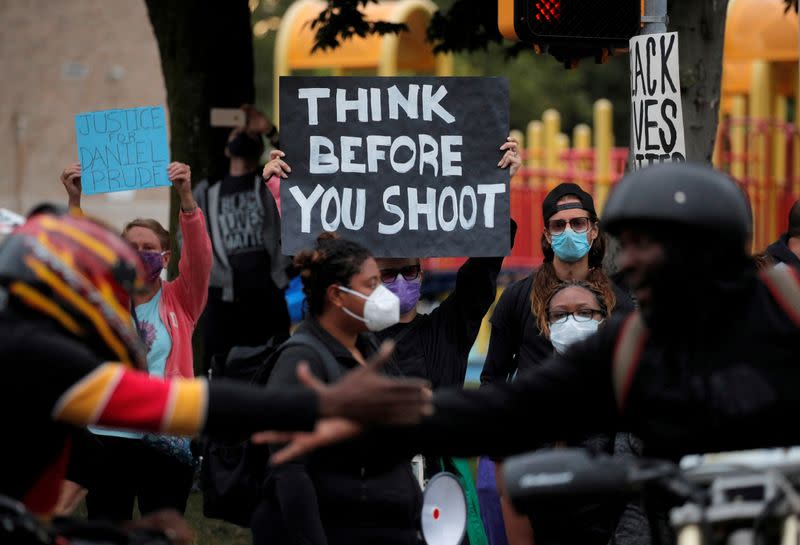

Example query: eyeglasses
[381,264,421,283]
[547,217,592,235]
[548,309,604,324]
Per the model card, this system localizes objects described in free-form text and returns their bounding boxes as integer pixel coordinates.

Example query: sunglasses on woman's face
[547,216,592,235]
[380,264,421,283]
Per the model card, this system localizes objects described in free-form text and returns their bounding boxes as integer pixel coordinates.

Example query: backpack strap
[612,311,649,413]
[280,333,343,383]
[760,266,800,327]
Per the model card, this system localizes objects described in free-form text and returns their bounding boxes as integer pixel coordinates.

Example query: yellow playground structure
[273,0,452,120]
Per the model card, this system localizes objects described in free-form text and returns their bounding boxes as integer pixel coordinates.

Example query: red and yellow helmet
[0,206,147,368]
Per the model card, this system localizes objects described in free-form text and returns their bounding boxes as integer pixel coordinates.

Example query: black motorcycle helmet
[603,163,755,327]
[603,162,752,254]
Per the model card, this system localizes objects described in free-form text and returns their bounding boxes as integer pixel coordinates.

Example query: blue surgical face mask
[551,228,591,263]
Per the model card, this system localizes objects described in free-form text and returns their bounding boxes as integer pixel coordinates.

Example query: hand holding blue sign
[60,161,196,212]
[168,162,198,213]
[75,106,171,195]
[60,162,83,208]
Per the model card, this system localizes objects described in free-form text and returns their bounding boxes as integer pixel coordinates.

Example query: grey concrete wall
[0,1,171,229]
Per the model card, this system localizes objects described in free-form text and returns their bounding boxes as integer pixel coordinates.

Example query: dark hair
[537,280,609,337]
[531,196,616,328]
[789,200,800,238]
[293,233,372,316]
[122,218,170,250]
[752,252,775,271]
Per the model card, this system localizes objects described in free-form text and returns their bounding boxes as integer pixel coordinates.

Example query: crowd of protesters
[2,102,800,545]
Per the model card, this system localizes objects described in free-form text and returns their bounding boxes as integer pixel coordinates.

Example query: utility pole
[629,0,670,171]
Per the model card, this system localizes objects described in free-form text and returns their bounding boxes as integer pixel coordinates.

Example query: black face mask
[227,132,263,160]
[642,237,753,331]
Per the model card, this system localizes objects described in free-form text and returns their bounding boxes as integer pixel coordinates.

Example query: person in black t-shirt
[194,106,293,367]
[477,182,633,545]
[372,137,520,545]
[375,137,521,389]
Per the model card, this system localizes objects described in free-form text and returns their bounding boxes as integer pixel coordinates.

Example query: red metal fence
[424,119,800,273]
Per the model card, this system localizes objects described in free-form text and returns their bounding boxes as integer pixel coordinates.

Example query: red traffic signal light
[499,0,641,64]
[531,1,562,25]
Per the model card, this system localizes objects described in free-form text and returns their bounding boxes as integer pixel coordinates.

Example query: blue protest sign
[75,106,170,195]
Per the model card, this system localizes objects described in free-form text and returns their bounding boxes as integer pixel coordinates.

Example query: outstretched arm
[168,162,213,322]
[35,334,430,440]
[257,330,621,464]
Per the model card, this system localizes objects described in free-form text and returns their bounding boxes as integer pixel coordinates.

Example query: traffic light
[498,0,642,66]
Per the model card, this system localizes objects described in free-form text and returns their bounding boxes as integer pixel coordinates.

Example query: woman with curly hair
[476,183,634,545]
[517,280,650,545]
[252,233,425,545]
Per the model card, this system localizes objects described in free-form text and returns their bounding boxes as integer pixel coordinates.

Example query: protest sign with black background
[279,76,510,257]
[629,31,686,170]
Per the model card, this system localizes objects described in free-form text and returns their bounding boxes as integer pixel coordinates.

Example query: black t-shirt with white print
[217,172,271,294]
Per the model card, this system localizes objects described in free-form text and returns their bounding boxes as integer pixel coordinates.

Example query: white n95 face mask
[338,284,400,331]
[550,316,600,354]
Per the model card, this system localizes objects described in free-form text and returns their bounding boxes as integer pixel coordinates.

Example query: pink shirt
[267,175,281,216]
[159,208,212,378]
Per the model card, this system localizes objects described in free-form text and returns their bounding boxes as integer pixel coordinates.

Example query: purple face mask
[384,275,421,314]
[138,251,165,283]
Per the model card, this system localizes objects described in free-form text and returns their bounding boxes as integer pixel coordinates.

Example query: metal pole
[629,0,669,171]
[642,0,668,35]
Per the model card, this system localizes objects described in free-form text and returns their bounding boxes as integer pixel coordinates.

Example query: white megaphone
[421,472,467,545]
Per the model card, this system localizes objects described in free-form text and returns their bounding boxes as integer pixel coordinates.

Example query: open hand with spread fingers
[252,341,433,463]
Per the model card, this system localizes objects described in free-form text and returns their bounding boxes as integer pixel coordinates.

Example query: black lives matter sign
[629,32,686,170]
[279,77,510,257]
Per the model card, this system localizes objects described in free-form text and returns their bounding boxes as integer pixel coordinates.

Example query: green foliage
[427,0,502,53]
[310,0,407,51]
[250,0,631,145]
[455,45,631,144]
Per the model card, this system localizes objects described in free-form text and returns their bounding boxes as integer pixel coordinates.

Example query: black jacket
[0,309,318,511]
[259,318,422,545]
[351,268,800,544]
[361,267,800,458]
[766,234,800,271]
[377,256,504,388]
[476,271,641,545]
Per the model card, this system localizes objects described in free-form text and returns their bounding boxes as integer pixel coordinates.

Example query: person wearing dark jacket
[376,138,520,545]
[375,137,521,388]
[478,182,634,545]
[480,182,634,386]
[253,233,421,545]
[255,163,800,545]
[193,106,293,368]
[766,199,800,271]
[519,280,649,545]
[0,208,431,522]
